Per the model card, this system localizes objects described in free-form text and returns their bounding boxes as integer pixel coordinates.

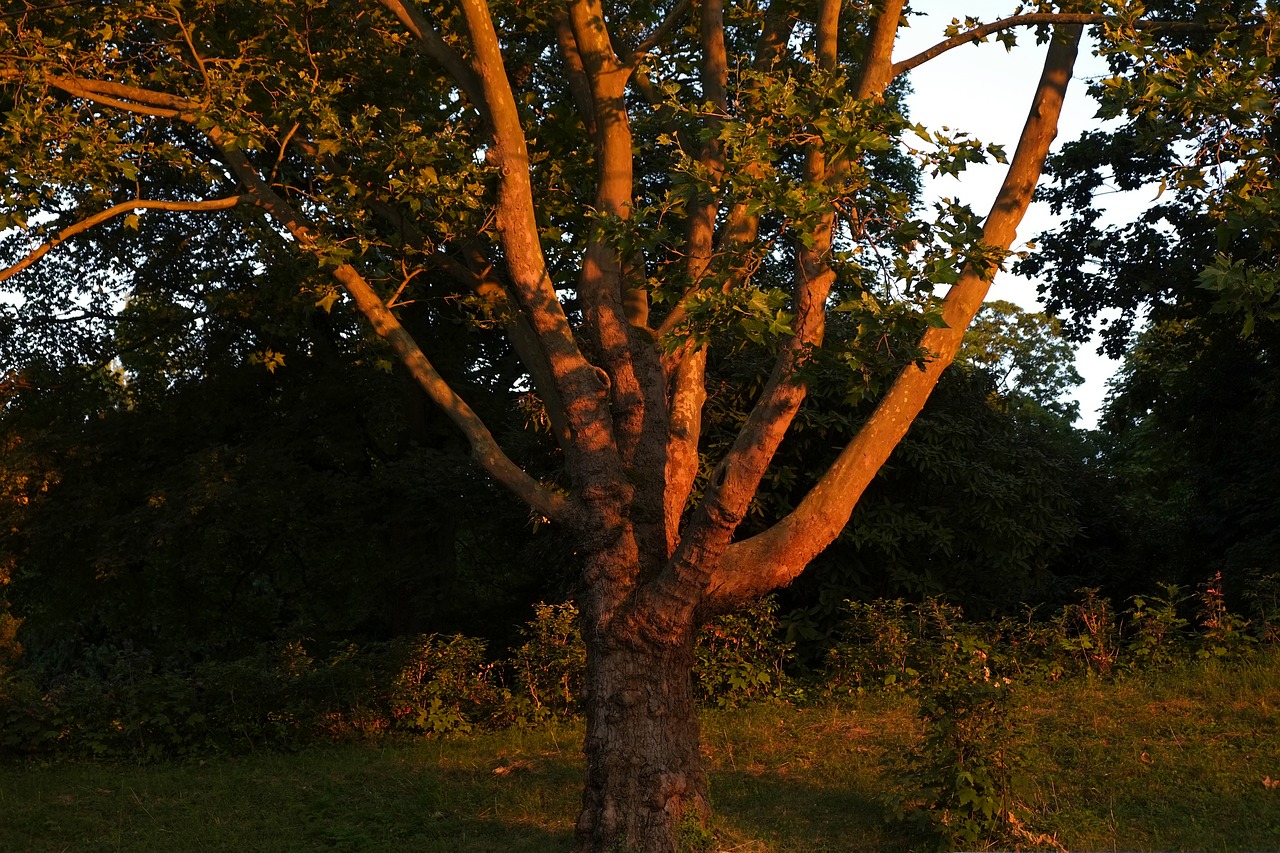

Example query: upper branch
[0,196,246,283]
[891,12,1233,79]
[374,0,492,123]
[853,0,905,98]
[458,0,623,476]
[624,0,693,69]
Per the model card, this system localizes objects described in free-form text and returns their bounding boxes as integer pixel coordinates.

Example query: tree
[0,354,559,667]
[1018,0,1280,603]
[960,299,1083,421]
[1,2,1264,849]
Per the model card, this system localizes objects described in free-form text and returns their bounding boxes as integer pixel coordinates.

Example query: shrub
[1125,583,1190,669]
[874,605,1031,851]
[1052,588,1120,675]
[824,598,965,693]
[509,602,585,720]
[1240,568,1280,643]
[694,597,796,707]
[383,634,501,734]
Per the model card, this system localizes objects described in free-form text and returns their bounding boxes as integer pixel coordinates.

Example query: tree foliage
[1019,0,1280,607]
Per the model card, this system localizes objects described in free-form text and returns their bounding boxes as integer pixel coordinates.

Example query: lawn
[2,652,1277,852]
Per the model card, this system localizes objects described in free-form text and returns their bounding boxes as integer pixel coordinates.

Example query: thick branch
[708,25,1085,610]
[568,0,667,480]
[374,0,491,123]
[339,267,570,524]
[654,2,797,344]
[5,39,573,524]
[554,13,598,138]
[45,74,201,119]
[458,0,620,473]
[653,0,888,615]
[663,347,706,552]
[208,129,570,524]
[658,0,729,549]
[854,0,905,98]
[0,195,245,283]
[682,2,904,537]
[891,12,1229,78]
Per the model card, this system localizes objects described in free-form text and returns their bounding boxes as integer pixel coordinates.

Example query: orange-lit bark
[708,25,1084,610]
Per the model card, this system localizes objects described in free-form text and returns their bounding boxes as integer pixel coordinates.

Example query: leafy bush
[1052,588,1121,675]
[1240,568,1280,643]
[0,634,503,759]
[694,597,796,707]
[1125,583,1190,669]
[876,603,1031,851]
[824,598,961,693]
[509,602,585,721]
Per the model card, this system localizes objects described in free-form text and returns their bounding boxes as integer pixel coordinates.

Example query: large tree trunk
[575,567,708,853]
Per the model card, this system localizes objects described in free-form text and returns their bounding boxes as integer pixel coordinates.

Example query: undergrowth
[3,575,1277,851]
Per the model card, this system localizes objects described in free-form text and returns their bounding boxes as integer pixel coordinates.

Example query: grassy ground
[2,652,1277,852]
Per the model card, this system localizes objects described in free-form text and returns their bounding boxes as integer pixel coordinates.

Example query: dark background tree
[1019,2,1280,610]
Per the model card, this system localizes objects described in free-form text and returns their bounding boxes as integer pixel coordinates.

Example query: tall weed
[1196,571,1255,659]
[872,601,1033,851]
[1125,583,1190,669]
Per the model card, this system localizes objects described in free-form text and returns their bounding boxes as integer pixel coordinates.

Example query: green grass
[2,652,1278,852]
[1019,653,1280,851]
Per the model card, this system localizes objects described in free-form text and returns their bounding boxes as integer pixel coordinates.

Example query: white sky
[896,2,1135,428]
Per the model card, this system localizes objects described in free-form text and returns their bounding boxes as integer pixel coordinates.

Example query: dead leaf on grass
[493,759,535,776]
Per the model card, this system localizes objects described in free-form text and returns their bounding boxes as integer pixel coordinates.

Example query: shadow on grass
[0,744,921,853]
[711,770,918,852]
[0,738,581,853]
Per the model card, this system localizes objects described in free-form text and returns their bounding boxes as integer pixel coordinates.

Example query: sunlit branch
[891,12,1233,78]
[46,75,202,119]
[0,195,246,283]
[853,0,905,99]
[554,13,598,138]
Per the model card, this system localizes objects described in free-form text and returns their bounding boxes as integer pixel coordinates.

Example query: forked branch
[707,25,1086,611]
